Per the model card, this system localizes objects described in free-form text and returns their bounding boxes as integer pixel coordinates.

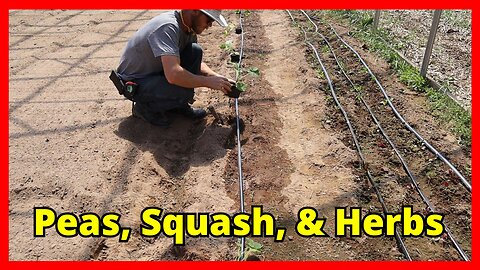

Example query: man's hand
[207,75,235,95]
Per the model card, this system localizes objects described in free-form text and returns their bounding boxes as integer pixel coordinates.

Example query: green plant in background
[220,40,235,53]
[247,67,260,76]
[361,66,369,76]
[426,87,471,146]
[318,9,471,147]
[353,85,364,95]
[236,10,252,16]
[315,67,325,80]
[361,16,374,27]
[355,93,363,102]
[355,30,470,144]
[399,67,427,91]
[237,238,263,260]
[223,23,236,36]
[321,44,330,54]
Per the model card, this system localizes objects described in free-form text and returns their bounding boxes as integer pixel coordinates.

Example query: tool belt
[109,70,137,101]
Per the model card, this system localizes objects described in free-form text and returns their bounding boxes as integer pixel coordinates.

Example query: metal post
[373,10,381,30]
[421,10,442,77]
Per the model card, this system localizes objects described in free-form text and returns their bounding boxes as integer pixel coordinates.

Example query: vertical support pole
[421,10,442,77]
[373,10,381,30]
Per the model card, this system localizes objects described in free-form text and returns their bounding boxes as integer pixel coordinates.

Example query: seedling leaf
[246,238,263,251]
[220,40,234,53]
[236,81,247,92]
[247,67,260,76]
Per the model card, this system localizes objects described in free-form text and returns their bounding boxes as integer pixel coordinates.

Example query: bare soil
[9,10,471,261]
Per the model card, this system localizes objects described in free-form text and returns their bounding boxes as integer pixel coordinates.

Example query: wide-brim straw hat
[200,10,228,27]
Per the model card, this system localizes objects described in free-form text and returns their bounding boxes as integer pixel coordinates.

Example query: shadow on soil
[115,113,232,177]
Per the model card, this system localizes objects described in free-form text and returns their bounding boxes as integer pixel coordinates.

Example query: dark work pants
[134,43,203,113]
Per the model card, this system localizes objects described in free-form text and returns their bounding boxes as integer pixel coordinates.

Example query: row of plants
[314,10,471,147]
[220,40,260,98]
[221,10,263,261]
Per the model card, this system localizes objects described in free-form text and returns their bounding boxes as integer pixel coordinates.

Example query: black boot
[171,106,207,119]
[132,103,170,127]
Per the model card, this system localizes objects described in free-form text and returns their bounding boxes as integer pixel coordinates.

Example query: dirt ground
[9,10,471,261]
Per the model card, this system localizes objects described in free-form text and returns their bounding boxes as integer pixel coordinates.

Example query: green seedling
[223,23,235,36]
[315,68,326,80]
[236,81,247,92]
[247,67,260,76]
[354,85,364,94]
[321,44,330,54]
[236,10,252,16]
[237,238,263,261]
[361,66,369,75]
[325,95,333,103]
[234,63,242,80]
[233,63,260,92]
[220,40,235,53]
[338,59,346,71]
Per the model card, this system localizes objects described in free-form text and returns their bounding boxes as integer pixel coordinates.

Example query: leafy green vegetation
[223,23,236,36]
[426,87,471,146]
[220,40,235,53]
[238,238,263,260]
[233,63,260,92]
[247,67,260,76]
[316,10,471,146]
[398,67,427,91]
[235,10,252,17]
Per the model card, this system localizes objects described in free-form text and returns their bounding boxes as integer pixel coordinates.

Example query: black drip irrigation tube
[235,10,246,261]
[287,10,412,261]
[325,22,471,193]
[299,10,470,261]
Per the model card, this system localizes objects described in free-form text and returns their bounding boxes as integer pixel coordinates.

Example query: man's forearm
[167,66,209,89]
[200,62,219,77]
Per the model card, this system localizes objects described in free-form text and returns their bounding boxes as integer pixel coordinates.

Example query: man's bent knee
[180,43,203,74]
[191,43,203,59]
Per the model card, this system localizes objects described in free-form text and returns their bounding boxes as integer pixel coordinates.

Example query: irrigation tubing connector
[300,10,469,261]
[235,10,246,261]
[288,10,412,261]
[327,23,471,193]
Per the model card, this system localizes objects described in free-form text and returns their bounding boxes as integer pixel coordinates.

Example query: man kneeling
[116,10,234,126]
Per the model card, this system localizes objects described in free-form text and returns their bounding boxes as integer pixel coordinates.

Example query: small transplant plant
[237,238,263,261]
[220,40,235,53]
[228,63,260,98]
[235,64,260,91]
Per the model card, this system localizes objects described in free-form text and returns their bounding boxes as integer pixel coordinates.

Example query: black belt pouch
[109,70,137,101]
